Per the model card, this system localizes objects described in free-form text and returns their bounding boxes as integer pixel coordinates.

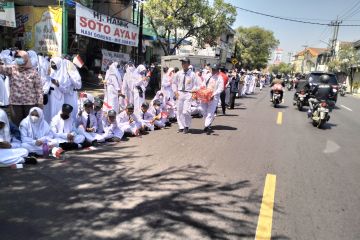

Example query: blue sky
[226,0,360,60]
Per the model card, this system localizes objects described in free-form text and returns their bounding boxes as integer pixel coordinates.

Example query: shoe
[24,156,37,165]
[207,126,212,135]
[165,122,172,127]
[183,127,189,134]
[177,129,184,133]
[81,141,92,149]
[204,126,208,132]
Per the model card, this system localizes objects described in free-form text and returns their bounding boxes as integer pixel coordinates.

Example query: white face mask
[30,116,39,123]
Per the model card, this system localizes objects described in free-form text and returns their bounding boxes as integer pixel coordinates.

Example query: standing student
[133,65,149,115]
[228,71,239,109]
[104,62,122,113]
[172,57,198,134]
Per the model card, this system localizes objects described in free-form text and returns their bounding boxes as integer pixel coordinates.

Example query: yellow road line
[276,112,283,125]
[255,174,277,240]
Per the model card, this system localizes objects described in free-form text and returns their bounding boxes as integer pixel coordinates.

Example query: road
[0,88,359,240]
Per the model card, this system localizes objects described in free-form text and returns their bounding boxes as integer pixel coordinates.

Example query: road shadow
[0,150,288,240]
[211,125,238,131]
[321,122,338,130]
[216,114,239,117]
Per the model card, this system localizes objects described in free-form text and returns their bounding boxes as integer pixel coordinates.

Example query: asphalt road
[0,87,359,240]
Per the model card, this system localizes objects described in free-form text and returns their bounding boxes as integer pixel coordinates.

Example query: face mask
[30,116,39,123]
[15,58,25,65]
[60,113,70,120]
[51,62,57,70]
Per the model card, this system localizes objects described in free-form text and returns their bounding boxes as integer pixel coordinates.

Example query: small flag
[73,54,84,68]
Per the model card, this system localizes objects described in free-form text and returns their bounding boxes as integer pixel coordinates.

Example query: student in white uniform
[117,104,141,136]
[149,99,167,129]
[100,110,123,142]
[19,107,55,156]
[200,64,224,134]
[172,57,199,134]
[138,102,155,132]
[104,62,122,113]
[50,104,86,150]
[133,64,149,115]
[121,61,136,106]
[63,58,82,121]
[93,98,104,134]
[76,99,103,143]
[0,109,37,166]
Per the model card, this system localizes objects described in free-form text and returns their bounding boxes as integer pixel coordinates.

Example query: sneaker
[206,127,212,135]
[24,156,37,165]
[204,126,208,132]
[177,129,184,133]
[183,127,189,134]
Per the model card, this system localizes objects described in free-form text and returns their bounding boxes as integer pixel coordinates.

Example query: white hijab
[27,50,39,69]
[63,59,82,89]
[105,62,122,83]
[19,107,50,139]
[0,109,11,142]
[50,57,69,86]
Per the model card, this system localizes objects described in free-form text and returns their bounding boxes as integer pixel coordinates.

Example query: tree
[234,26,279,70]
[269,62,292,75]
[143,0,236,56]
[327,45,360,93]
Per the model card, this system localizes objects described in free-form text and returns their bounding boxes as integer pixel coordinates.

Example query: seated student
[117,104,141,136]
[0,109,37,166]
[19,107,55,156]
[76,99,104,143]
[100,110,123,142]
[93,97,104,134]
[149,99,169,129]
[138,102,155,132]
[153,90,176,122]
[51,104,86,150]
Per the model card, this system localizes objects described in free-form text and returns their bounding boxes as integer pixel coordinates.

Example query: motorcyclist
[307,74,334,117]
[270,73,285,102]
[293,73,310,105]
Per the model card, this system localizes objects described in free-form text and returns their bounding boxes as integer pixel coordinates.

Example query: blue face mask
[15,58,25,65]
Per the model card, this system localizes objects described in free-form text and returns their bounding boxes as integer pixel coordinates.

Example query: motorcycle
[311,100,330,129]
[287,81,293,91]
[339,84,346,97]
[272,90,282,108]
[295,89,308,111]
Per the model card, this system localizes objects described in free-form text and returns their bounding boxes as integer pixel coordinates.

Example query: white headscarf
[105,62,121,82]
[135,64,146,75]
[0,50,13,65]
[19,107,50,140]
[0,109,11,142]
[27,50,39,69]
[50,57,70,91]
[63,59,82,90]
[38,55,51,93]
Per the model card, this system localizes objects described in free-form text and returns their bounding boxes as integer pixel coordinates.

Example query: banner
[0,1,16,27]
[76,3,139,47]
[33,6,62,56]
[15,6,62,56]
[101,49,130,72]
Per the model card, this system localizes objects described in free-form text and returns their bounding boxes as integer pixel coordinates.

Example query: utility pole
[330,17,342,60]
[137,3,144,64]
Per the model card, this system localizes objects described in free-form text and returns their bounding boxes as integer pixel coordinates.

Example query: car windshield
[308,74,338,85]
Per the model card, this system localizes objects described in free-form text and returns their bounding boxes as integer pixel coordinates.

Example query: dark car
[305,71,339,103]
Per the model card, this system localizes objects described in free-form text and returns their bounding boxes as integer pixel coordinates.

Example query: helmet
[319,74,330,83]
[276,73,282,79]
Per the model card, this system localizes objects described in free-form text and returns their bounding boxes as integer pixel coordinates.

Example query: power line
[235,6,360,27]
[339,0,360,19]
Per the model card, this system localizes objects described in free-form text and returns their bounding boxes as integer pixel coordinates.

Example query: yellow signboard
[14,6,62,56]
[231,58,238,65]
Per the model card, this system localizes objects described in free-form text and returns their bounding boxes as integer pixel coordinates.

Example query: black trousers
[218,90,226,114]
[229,92,237,109]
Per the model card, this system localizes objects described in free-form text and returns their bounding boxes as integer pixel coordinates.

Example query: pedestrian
[104,62,122,113]
[161,67,175,102]
[218,68,229,115]
[121,61,136,107]
[200,64,224,134]
[228,70,240,109]
[0,50,43,126]
[133,64,149,115]
[173,57,198,134]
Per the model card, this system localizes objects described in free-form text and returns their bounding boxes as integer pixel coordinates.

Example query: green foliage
[143,0,236,55]
[269,62,292,75]
[234,26,279,69]
[327,45,360,75]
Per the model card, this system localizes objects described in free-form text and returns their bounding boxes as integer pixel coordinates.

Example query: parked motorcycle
[311,100,330,129]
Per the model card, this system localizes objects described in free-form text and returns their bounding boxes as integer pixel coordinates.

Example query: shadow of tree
[0,146,286,240]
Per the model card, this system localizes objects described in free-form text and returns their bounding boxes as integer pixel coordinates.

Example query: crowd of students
[1,48,268,168]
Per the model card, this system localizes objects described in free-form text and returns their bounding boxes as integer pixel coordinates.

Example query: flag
[73,54,84,68]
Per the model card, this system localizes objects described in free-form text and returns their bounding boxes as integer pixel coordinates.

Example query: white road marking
[341,105,353,112]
